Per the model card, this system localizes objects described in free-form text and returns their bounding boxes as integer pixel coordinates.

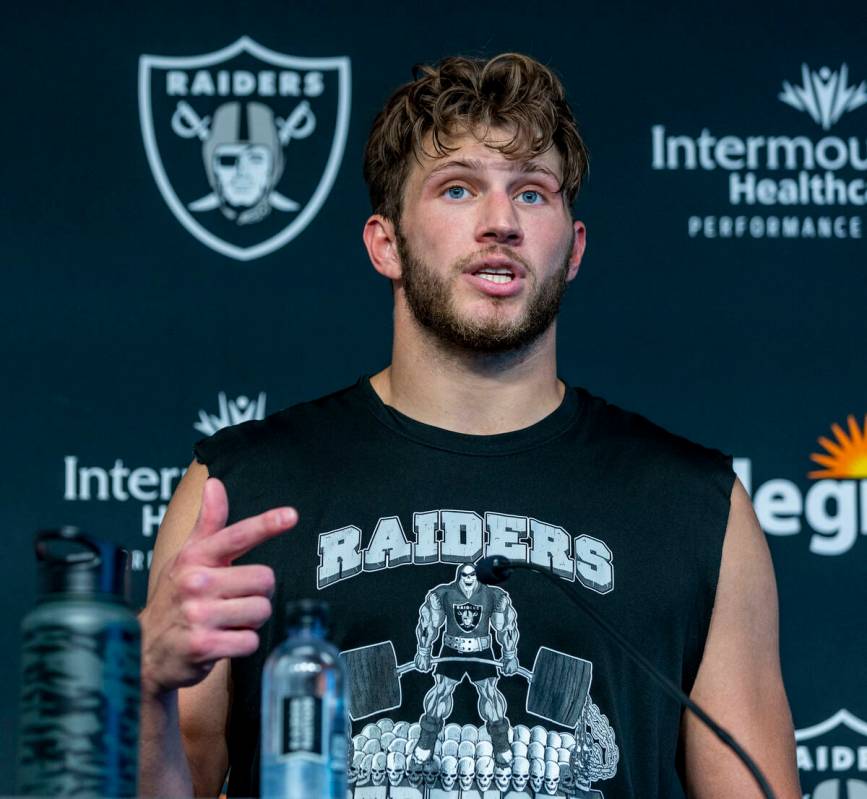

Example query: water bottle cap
[34,527,130,602]
[285,598,329,628]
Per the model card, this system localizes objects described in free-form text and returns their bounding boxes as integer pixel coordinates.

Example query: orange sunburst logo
[809,415,867,479]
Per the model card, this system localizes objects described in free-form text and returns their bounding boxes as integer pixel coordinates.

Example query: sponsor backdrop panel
[1,0,865,793]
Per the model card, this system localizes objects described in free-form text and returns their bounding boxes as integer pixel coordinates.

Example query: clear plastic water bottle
[261,599,348,799]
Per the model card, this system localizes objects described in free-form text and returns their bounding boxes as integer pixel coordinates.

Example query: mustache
[453,245,533,274]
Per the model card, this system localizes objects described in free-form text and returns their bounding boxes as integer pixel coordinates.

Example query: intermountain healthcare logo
[651,63,867,240]
[734,414,867,556]
[139,37,350,260]
[194,391,267,436]
[796,710,867,798]
[62,391,266,567]
[780,65,867,131]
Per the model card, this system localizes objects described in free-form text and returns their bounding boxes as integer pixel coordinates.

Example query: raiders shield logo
[796,709,867,798]
[139,37,350,260]
[453,602,482,633]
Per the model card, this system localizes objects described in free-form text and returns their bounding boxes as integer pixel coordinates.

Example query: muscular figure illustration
[413,562,519,766]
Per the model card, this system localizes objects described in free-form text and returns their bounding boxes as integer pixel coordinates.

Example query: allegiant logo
[735,415,867,556]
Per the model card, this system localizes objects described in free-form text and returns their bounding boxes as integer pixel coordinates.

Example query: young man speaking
[138,54,801,798]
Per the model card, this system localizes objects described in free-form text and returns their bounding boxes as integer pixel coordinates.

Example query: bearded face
[397,228,572,355]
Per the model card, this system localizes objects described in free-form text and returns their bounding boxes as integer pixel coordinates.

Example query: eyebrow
[423,157,562,187]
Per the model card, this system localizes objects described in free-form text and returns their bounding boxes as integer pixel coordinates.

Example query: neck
[370,305,564,435]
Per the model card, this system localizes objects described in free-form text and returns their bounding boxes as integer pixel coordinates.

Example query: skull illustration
[461,723,479,743]
[348,751,364,784]
[386,751,406,787]
[530,725,547,745]
[494,762,512,791]
[530,757,545,792]
[547,730,562,750]
[544,761,560,795]
[361,723,381,741]
[444,723,461,742]
[458,740,476,760]
[560,732,576,750]
[458,756,475,790]
[560,762,575,791]
[370,752,387,786]
[440,755,458,790]
[476,740,494,760]
[407,757,424,787]
[513,724,531,745]
[357,754,373,786]
[442,739,459,759]
[476,755,494,790]
[363,738,380,755]
[511,741,528,759]
[377,717,395,733]
[393,720,410,739]
[528,741,545,761]
[423,755,441,786]
[511,756,530,791]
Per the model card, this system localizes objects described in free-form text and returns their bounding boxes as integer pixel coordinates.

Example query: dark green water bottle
[16,527,141,797]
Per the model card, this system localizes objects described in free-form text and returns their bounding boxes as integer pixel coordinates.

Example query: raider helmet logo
[453,602,482,633]
[139,37,350,260]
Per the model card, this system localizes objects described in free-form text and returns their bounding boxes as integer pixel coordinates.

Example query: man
[412,562,519,764]
[139,53,801,797]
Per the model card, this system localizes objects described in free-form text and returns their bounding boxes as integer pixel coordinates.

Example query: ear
[565,220,587,282]
[363,214,402,280]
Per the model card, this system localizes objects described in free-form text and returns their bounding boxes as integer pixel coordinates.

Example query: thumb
[188,477,229,543]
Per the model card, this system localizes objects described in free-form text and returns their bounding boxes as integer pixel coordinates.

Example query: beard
[396,228,572,354]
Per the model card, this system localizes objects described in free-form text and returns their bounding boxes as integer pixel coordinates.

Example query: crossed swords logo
[170,99,316,215]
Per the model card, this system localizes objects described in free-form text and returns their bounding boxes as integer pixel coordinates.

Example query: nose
[475,191,523,245]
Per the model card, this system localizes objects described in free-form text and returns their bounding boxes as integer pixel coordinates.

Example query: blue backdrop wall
[2,1,866,795]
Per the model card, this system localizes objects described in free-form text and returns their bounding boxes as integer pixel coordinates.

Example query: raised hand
[139,477,297,695]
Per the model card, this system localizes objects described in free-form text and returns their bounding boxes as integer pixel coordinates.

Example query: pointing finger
[194,506,298,566]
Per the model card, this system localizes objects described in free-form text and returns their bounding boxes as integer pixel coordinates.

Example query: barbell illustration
[340,641,592,727]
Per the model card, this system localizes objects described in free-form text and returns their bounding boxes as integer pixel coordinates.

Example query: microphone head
[475,555,513,585]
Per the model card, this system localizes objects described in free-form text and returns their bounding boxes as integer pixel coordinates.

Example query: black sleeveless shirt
[194,377,734,798]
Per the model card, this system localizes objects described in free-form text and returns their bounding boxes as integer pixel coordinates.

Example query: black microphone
[474,556,777,799]
[473,554,513,584]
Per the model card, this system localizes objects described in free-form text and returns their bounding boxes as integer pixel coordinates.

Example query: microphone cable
[475,555,777,799]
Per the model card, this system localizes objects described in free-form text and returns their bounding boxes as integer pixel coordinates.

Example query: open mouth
[473,266,515,284]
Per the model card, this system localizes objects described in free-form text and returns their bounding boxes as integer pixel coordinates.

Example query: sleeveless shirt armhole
[683,450,737,695]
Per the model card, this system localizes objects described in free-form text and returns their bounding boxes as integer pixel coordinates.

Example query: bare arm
[138,461,297,797]
[414,592,445,672]
[682,478,801,798]
[490,590,519,674]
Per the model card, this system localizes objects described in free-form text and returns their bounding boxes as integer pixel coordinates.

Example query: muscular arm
[416,591,445,652]
[682,478,801,798]
[139,461,229,798]
[490,590,519,655]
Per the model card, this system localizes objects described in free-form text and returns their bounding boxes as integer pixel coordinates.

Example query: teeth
[477,273,512,284]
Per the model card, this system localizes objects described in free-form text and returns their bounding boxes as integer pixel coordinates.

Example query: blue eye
[446,186,468,200]
[519,190,542,204]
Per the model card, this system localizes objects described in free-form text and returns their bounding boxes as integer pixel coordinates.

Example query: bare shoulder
[682,478,801,798]
[147,459,210,593]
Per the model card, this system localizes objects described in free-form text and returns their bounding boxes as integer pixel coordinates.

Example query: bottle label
[281,696,323,758]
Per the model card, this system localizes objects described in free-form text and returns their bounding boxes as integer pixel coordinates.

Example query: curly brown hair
[363,53,589,224]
